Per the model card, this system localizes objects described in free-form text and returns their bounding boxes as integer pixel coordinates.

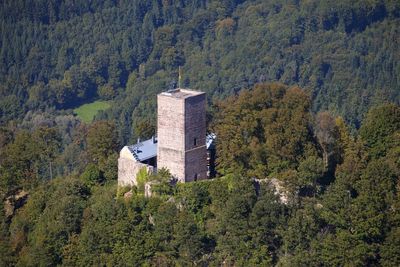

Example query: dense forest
[1,83,399,266]
[0,0,400,142]
[1,0,400,266]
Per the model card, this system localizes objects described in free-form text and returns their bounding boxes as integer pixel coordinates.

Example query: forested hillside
[1,83,399,266]
[1,0,399,143]
[1,0,400,266]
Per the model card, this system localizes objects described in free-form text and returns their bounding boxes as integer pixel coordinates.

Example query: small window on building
[194,138,197,146]
[194,174,198,181]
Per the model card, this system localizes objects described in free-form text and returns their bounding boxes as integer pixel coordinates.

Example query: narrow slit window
[194,174,198,181]
[194,138,197,146]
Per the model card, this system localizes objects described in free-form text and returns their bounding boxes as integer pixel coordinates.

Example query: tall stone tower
[157,89,207,182]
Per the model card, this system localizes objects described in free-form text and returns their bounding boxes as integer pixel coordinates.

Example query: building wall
[157,90,207,182]
[185,147,207,181]
[118,158,153,187]
[157,94,185,181]
[119,146,136,161]
[184,94,207,181]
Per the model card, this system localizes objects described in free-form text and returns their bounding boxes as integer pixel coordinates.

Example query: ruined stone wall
[118,157,154,187]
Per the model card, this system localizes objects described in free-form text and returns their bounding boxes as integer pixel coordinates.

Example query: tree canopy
[1,0,400,265]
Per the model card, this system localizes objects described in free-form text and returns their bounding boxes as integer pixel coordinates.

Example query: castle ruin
[118,88,215,187]
[157,89,207,182]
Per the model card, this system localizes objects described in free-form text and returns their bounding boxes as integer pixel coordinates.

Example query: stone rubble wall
[118,157,153,187]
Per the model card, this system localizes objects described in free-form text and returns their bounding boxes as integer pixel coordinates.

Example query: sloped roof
[127,137,158,162]
[206,133,216,149]
[123,134,216,163]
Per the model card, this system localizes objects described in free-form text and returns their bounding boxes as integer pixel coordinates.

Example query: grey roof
[160,88,205,99]
[127,137,158,162]
[127,134,216,163]
[206,133,216,149]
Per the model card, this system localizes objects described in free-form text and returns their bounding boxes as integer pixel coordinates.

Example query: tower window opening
[194,138,197,146]
[194,174,198,181]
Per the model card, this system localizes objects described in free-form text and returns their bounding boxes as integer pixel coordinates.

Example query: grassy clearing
[73,100,111,123]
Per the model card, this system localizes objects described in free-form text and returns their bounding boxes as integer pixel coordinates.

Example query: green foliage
[102,153,118,182]
[281,201,321,260]
[380,227,400,267]
[2,98,399,266]
[315,111,341,171]
[134,167,174,196]
[0,126,62,194]
[0,238,14,267]
[0,0,400,263]
[86,120,119,170]
[297,156,325,194]
[213,83,318,179]
[0,0,398,145]
[62,183,134,266]
[149,168,174,196]
[176,180,212,225]
[1,86,399,266]
[171,211,207,264]
[136,167,152,193]
[73,100,111,123]
[10,177,89,266]
[360,103,400,158]
[116,185,132,198]
[133,118,156,140]
[80,163,103,187]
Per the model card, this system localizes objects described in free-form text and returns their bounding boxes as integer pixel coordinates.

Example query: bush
[80,164,104,187]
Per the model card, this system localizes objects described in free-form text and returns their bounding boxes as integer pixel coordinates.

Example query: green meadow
[74,100,111,123]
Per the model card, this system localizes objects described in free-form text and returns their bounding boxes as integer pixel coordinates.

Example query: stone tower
[157,89,207,182]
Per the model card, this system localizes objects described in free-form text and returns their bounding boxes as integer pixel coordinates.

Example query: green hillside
[74,101,111,123]
[1,83,399,266]
[0,0,399,142]
[1,1,400,266]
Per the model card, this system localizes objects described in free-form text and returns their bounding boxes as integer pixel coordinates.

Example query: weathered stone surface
[157,89,207,182]
[118,157,154,187]
[185,147,207,181]
[157,93,186,180]
[124,190,133,199]
[4,190,29,218]
[269,178,289,204]
[144,181,159,197]
[254,178,289,204]
[118,88,208,190]
[119,146,136,161]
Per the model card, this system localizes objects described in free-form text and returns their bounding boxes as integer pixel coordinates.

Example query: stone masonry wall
[118,157,154,187]
[184,94,207,181]
[157,90,207,183]
[185,147,207,181]
[157,94,186,181]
